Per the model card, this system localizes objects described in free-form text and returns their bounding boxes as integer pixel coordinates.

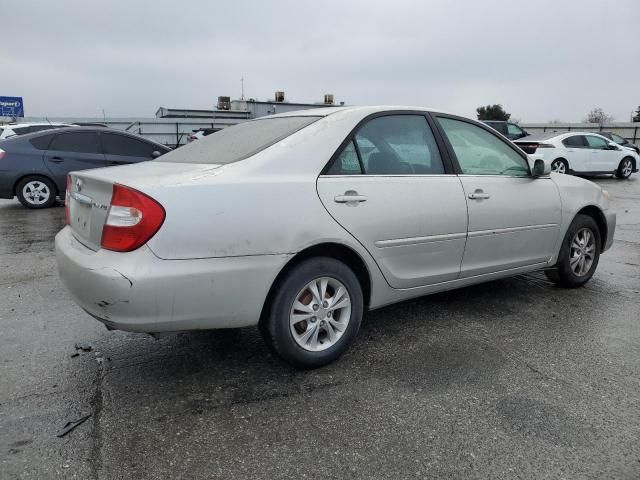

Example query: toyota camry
[55,106,616,368]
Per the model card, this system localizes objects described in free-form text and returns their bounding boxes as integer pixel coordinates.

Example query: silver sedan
[55,106,616,368]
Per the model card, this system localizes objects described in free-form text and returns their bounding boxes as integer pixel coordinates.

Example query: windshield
[158,116,321,164]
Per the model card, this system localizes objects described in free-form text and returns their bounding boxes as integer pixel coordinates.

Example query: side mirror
[532,158,550,177]
[151,150,162,158]
[606,143,620,151]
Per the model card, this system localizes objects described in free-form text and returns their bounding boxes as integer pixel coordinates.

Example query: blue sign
[0,96,24,117]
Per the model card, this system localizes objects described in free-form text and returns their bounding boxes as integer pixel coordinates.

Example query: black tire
[261,257,364,369]
[15,176,57,209]
[550,158,569,175]
[544,214,601,288]
[615,157,634,179]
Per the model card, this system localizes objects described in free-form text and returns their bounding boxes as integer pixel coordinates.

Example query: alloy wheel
[551,160,566,174]
[289,276,351,352]
[22,181,51,206]
[569,228,596,276]
[621,159,633,177]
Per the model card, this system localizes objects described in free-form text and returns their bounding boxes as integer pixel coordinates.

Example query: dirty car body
[56,106,616,367]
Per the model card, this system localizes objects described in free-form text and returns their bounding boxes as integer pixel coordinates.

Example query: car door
[585,134,619,172]
[101,132,165,165]
[317,113,468,289]
[561,134,591,172]
[43,131,106,187]
[433,115,561,277]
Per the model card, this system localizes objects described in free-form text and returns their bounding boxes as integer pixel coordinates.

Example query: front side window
[437,117,529,176]
[355,115,444,175]
[49,132,101,154]
[611,133,626,144]
[562,135,586,148]
[585,135,608,149]
[102,133,159,158]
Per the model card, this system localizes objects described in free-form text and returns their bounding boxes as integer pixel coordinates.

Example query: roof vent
[324,94,334,105]
[217,96,231,110]
[275,91,285,102]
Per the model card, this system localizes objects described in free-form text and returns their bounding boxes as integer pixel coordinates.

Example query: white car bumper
[55,227,291,332]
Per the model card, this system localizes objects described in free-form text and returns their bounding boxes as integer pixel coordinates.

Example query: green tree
[633,106,640,122]
[476,104,511,121]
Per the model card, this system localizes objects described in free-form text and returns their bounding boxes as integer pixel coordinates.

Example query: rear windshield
[157,116,321,164]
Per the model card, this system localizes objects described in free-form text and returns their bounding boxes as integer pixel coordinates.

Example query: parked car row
[55,106,616,368]
[514,132,638,178]
[481,121,638,179]
[0,127,171,208]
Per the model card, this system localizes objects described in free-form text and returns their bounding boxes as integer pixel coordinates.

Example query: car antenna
[45,117,52,125]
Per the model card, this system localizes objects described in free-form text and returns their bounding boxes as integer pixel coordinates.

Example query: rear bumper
[55,227,292,332]
[603,210,616,252]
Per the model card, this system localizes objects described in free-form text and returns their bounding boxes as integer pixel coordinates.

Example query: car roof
[516,131,610,142]
[265,105,447,119]
[2,122,72,127]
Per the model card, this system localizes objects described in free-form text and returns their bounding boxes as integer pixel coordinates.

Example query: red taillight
[100,184,165,252]
[65,175,70,225]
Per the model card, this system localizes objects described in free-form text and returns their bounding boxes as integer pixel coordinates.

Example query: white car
[514,132,638,178]
[0,122,75,139]
[56,106,616,368]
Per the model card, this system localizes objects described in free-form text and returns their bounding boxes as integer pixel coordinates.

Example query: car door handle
[334,191,367,204]
[468,191,490,200]
[48,156,64,163]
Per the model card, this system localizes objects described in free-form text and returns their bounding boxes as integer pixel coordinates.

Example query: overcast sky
[4,0,639,122]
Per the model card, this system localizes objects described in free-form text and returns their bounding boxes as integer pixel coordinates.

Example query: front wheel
[551,159,568,174]
[261,257,363,369]
[545,214,601,288]
[615,157,634,179]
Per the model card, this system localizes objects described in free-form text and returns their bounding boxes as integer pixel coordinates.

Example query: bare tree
[584,108,613,125]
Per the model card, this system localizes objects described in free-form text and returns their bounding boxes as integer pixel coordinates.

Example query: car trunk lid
[67,162,223,251]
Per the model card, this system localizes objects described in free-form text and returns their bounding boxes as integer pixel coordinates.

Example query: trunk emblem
[75,178,83,192]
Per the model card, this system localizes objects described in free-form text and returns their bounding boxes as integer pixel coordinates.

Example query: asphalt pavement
[1,176,639,479]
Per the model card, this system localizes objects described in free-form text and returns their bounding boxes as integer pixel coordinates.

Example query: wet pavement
[1,176,639,479]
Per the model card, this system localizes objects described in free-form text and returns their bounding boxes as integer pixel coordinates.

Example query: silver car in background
[56,106,615,368]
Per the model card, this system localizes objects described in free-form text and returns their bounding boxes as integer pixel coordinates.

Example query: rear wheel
[16,176,57,209]
[261,257,363,369]
[551,159,568,174]
[545,214,600,288]
[615,157,634,179]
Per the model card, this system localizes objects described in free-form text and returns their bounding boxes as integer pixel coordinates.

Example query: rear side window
[157,116,320,164]
[507,124,523,136]
[102,133,160,158]
[562,135,586,148]
[49,132,102,154]
[326,140,362,174]
[29,133,55,150]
